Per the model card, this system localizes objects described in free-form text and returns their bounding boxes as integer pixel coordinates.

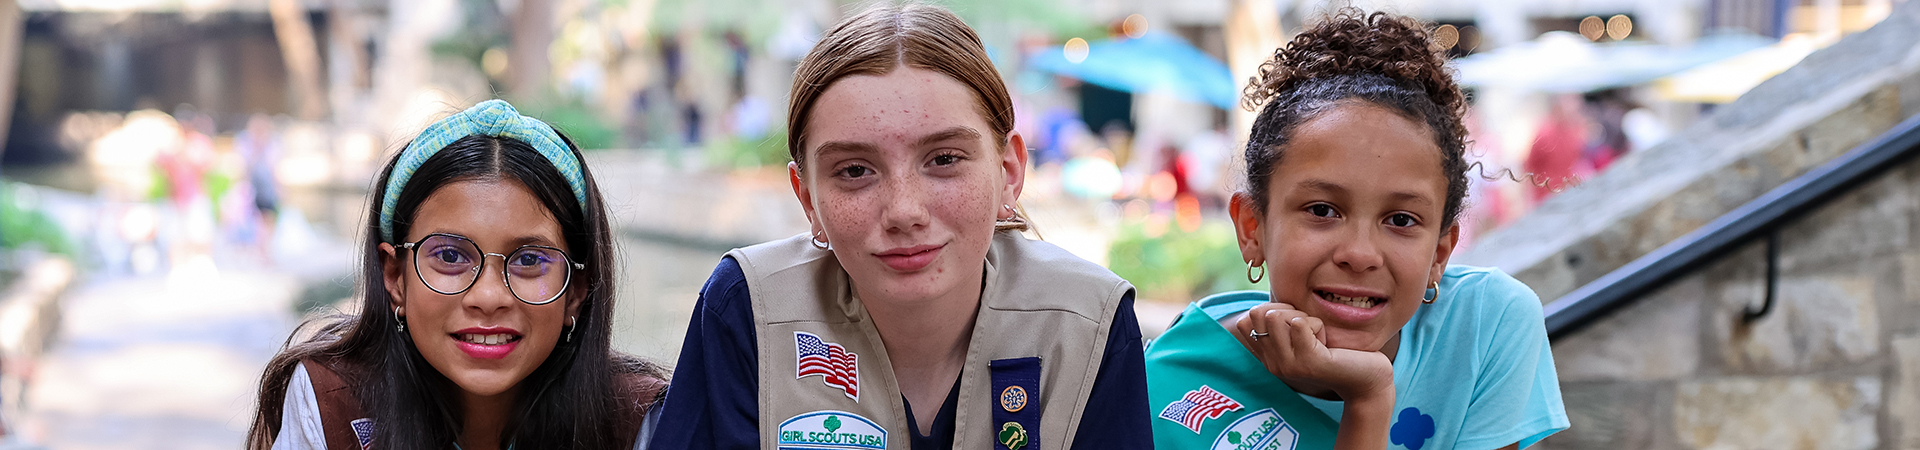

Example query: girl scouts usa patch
[1211,408,1299,450]
[777,410,887,450]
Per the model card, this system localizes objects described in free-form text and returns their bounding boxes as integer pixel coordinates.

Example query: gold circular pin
[999,385,1028,413]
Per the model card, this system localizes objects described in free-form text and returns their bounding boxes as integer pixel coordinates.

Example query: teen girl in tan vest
[648,4,1151,450]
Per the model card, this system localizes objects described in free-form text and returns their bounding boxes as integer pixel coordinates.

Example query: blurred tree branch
[269,0,328,120]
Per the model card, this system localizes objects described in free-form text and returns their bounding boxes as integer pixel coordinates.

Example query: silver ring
[1248,329,1270,341]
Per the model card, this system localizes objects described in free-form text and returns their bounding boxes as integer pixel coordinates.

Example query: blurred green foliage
[706,129,791,168]
[1107,219,1259,302]
[516,99,622,151]
[0,182,78,258]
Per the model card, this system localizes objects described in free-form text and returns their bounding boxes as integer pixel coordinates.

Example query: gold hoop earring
[1246,260,1266,284]
[810,231,831,250]
[1423,280,1440,304]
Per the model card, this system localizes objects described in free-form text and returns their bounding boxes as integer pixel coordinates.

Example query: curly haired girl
[1145,9,1568,450]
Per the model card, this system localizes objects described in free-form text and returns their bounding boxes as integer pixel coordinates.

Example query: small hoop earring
[1246,260,1266,284]
[564,316,577,343]
[1423,280,1440,304]
[810,231,831,250]
[393,306,406,333]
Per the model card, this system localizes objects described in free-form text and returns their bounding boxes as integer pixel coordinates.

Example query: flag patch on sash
[349,418,375,450]
[795,331,860,400]
[1159,385,1244,433]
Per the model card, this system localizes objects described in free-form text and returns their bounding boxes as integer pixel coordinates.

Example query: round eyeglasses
[397,233,586,305]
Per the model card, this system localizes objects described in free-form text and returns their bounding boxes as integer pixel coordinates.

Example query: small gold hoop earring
[810,231,831,250]
[1423,280,1440,304]
[1246,261,1266,284]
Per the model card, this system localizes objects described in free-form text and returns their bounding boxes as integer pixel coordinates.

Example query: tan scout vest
[733,231,1134,450]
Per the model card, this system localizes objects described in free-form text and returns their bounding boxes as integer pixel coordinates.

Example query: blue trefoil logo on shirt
[1390,407,1435,450]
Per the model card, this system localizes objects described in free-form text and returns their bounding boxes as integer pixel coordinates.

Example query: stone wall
[1449,1,1920,449]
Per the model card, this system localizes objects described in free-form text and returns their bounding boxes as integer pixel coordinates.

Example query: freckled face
[383,179,576,398]
[1231,103,1458,352]
[792,66,1025,306]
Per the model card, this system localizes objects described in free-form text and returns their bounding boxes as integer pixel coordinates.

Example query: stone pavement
[17,267,303,449]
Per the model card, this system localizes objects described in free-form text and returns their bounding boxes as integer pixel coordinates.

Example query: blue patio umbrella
[1027,33,1239,110]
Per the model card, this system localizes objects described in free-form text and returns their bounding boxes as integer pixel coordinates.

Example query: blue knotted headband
[379,99,588,243]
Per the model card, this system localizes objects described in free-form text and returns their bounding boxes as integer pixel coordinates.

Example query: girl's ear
[999,131,1030,210]
[789,161,824,239]
[1228,192,1266,265]
[566,291,585,318]
[1428,224,1461,285]
[381,242,407,310]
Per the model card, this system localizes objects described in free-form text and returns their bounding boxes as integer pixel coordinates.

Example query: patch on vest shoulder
[1211,408,1299,450]
[349,418,374,450]
[1159,385,1244,433]
[776,410,887,450]
[795,331,860,401]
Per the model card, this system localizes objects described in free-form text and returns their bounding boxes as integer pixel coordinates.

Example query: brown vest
[299,359,664,449]
[736,231,1134,450]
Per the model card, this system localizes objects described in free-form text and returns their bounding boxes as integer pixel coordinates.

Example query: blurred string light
[1065,37,1090,64]
[1123,14,1149,39]
[1580,16,1606,41]
[1607,15,1634,40]
[1434,24,1460,50]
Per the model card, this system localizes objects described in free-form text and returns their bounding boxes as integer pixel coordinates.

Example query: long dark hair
[245,128,666,449]
[1240,8,1472,229]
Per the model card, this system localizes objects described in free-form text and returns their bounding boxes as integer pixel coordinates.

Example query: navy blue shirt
[650,256,1151,450]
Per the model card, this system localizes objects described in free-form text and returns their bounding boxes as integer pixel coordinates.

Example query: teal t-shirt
[1146,265,1569,450]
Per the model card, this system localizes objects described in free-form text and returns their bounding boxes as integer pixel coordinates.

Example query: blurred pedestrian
[246,100,667,450]
[1524,94,1589,203]
[236,114,282,262]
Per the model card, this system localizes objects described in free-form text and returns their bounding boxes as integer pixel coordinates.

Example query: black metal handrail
[1544,113,1920,339]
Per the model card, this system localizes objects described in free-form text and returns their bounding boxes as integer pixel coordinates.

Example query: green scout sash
[1146,292,1340,450]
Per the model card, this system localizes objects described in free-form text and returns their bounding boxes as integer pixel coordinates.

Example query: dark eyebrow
[421,231,562,250]
[1387,191,1435,207]
[915,126,984,147]
[510,235,562,249]
[1296,179,1435,207]
[813,140,880,160]
[1297,179,1349,196]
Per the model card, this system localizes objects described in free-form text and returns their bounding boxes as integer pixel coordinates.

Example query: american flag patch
[1158,385,1243,433]
[795,331,859,401]
[349,418,374,450]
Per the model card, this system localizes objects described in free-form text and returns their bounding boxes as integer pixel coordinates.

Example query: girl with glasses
[1144,10,1567,450]
[246,100,668,450]
[648,4,1151,450]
